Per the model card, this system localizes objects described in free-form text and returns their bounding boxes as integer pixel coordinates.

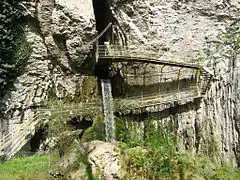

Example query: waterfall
[101,79,115,142]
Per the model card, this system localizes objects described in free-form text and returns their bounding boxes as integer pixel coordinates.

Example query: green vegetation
[81,115,105,142]
[116,119,240,180]
[39,99,103,157]
[205,19,240,61]
[121,124,188,179]
[0,154,57,180]
[0,0,31,97]
[41,100,81,157]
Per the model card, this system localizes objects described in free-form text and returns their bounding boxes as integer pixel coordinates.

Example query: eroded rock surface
[0,0,96,138]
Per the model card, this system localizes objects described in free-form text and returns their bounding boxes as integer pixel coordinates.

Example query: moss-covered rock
[74,76,99,103]
[81,115,105,142]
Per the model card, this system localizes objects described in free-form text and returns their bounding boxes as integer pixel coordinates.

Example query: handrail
[38,103,102,111]
[130,93,201,110]
[38,107,102,114]
[79,23,112,50]
[97,45,202,68]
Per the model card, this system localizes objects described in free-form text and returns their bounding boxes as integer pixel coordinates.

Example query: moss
[115,117,127,141]
[81,115,105,142]
[74,76,99,103]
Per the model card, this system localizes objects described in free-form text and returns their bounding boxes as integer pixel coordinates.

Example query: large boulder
[50,140,126,180]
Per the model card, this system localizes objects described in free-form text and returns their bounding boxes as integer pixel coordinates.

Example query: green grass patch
[0,154,58,180]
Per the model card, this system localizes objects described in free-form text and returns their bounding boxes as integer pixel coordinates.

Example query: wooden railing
[97,45,202,68]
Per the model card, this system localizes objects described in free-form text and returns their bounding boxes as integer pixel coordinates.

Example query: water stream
[101,79,115,142]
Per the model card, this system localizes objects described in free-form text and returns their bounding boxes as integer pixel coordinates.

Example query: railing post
[104,41,111,56]
[93,40,99,65]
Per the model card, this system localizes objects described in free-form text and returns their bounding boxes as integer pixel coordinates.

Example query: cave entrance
[92,0,113,44]
[30,128,46,152]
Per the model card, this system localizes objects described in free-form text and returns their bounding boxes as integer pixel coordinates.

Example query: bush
[119,122,194,180]
[0,0,31,97]
[119,120,240,180]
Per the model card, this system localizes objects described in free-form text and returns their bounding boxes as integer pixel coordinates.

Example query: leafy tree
[0,0,31,97]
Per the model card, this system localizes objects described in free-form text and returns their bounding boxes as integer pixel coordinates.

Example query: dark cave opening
[92,0,113,44]
[30,128,46,152]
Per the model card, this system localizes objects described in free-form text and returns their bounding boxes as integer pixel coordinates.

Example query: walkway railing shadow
[114,86,200,112]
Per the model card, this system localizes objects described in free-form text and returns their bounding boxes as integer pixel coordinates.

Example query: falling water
[101,79,116,142]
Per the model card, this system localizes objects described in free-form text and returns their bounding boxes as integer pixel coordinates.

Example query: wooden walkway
[115,86,200,112]
[97,45,201,69]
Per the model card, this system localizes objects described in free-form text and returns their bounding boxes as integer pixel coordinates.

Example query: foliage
[221,20,240,54]
[205,19,240,62]
[121,125,195,179]
[0,0,31,97]
[213,164,240,180]
[115,117,127,141]
[81,115,105,142]
[40,99,103,157]
[118,120,240,180]
[0,154,57,180]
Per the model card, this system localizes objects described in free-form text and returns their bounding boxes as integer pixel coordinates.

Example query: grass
[0,154,57,180]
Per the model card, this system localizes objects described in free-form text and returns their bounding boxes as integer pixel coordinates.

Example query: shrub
[120,122,195,180]
[0,0,31,97]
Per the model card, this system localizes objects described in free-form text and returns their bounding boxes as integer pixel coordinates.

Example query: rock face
[1,0,240,169]
[0,0,96,138]
[112,0,239,62]
[81,141,124,180]
[110,0,240,166]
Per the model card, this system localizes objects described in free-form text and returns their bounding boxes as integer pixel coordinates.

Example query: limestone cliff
[1,0,240,167]
[0,0,96,138]
[111,0,240,166]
